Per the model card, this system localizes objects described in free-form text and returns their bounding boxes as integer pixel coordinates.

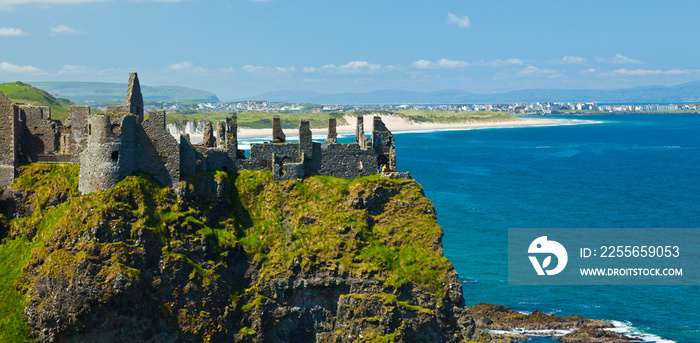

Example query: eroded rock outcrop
[1,164,490,342]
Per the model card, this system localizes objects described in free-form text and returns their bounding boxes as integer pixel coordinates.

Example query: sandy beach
[181,115,564,141]
[236,115,562,138]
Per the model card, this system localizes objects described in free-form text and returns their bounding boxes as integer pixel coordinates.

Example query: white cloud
[447,13,471,28]
[305,61,382,73]
[332,61,381,73]
[243,65,264,72]
[50,24,80,35]
[169,61,208,72]
[0,27,24,36]
[610,68,695,76]
[596,54,644,64]
[243,65,294,73]
[484,58,523,67]
[170,61,192,70]
[517,65,559,77]
[412,58,469,69]
[0,61,43,73]
[562,55,586,64]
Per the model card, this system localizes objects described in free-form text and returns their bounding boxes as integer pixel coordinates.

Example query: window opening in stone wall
[88,124,91,135]
[111,151,119,162]
[161,153,168,165]
[111,124,120,135]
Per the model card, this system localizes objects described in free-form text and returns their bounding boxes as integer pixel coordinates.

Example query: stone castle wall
[0,73,405,193]
[0,92,18,188]
[18,105,60,163]
[139,111,180,189]
[315,143,377,179]
[371,116,396,170]
[66,106,90,162]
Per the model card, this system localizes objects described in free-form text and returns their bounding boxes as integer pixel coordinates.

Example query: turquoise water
[395,114,700,342]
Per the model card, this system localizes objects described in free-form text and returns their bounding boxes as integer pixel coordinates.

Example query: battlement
[0,73,406,193]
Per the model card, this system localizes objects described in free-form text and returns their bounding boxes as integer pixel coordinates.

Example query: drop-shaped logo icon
[528,236,568,276]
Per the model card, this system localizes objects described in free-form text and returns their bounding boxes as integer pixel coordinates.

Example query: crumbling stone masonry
[272,115,285,143]
[325,117,337,144]
[0,91,88,187]
[201,121,216,147]
[0,92,19,188]
[355,116,369,149]
[127,73,144,123]
[0,73,407,194]
[17,105,60,163]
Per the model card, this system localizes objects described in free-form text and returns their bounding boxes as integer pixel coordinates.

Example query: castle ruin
[0,73,405,194]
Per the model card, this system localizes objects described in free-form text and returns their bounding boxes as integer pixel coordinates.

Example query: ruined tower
[272,115,285,143]
[355,116,369,149]
[325,118,337,144]
[201,120,216,147]
[299,119,313,162]
[372,116,396,170]
[225,114,238,158]
[78,114,138,194]
[217,121,226,148]
[126,73,144,123]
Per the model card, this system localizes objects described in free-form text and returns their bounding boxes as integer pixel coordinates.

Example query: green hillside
[31,82,219,103]
[0,82,74,120]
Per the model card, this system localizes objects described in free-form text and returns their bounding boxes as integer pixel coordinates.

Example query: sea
[239,114,700,342]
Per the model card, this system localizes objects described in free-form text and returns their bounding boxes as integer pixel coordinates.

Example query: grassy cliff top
[0,82,74,120]
[0,164,458,342]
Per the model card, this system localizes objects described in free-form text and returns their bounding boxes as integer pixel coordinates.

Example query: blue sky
[1,0,700,101]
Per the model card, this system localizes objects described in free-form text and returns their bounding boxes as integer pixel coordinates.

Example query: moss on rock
[0,165,478,342]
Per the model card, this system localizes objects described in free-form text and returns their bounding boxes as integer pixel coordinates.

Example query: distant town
[144,100,699,116]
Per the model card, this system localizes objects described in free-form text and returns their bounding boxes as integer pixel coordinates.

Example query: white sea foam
[487,328,574,336]
[606,320,676,343]
[487,318,674,342]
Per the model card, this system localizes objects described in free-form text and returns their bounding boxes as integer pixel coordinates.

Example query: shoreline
[180,116,573,141]
[230,116,567,138]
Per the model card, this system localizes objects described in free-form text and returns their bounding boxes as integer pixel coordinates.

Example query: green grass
[0,82,30,95]
[1,164,458,340]
[0,237,37,343]
[394,109,520,123]
[166,111,347,130]
[233,170,455,302]
[0,82,74,120]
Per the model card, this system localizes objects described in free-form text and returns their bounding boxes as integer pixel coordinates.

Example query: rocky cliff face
[0,164,497,342]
